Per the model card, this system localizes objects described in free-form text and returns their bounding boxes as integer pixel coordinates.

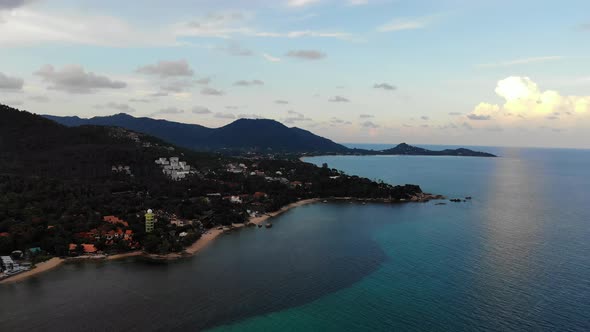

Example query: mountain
[376,143,496,157]
[43,113,496,157]
[1,105,219,179]
[43,113,349,153]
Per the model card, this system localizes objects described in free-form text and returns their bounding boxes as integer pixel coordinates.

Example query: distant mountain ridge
[43,113,497,157]
[43,113,348,153]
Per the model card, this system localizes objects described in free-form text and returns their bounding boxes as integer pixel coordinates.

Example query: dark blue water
[1,146,589,331]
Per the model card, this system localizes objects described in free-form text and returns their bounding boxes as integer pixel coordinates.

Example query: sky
[1,0,589,148]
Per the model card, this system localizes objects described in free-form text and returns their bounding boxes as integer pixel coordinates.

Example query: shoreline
[176,198,322,258]
[0,195,436,282]
[0,257,64,284]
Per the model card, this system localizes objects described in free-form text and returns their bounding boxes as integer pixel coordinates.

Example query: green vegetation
[0,105,423,256]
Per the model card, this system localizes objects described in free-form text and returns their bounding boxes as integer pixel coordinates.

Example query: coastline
[0,257,64,284]
[182,198,321,256]
[0,196,435,282]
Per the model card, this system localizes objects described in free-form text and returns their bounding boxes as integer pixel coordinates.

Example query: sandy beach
[184,198,321,255]
[0,257,64,284]
[0,198,322,282]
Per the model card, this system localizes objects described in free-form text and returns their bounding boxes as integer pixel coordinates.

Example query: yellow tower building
[145,209,155,233]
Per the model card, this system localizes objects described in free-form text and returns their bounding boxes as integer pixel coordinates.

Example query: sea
[1,144,589,331]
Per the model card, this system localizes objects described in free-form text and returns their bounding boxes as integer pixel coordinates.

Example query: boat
[265,223,273,228]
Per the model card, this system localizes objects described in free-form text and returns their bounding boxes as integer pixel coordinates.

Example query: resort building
[155,157,193,180]
[145,209,155,233]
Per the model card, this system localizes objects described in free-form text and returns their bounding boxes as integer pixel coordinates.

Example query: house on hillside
[103,216,129,227]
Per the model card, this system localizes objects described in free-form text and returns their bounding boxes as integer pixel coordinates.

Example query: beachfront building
[145,209,155,233]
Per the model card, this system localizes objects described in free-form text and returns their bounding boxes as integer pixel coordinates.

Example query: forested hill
[44,113,496,157]
[0,105,220,179]
[375,143,497,157]
[43,113,349,154]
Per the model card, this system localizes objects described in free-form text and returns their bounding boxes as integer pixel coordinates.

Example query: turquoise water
[214,147,590,331]
[1,146,589,331]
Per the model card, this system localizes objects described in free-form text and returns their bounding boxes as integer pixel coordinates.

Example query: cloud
[157,107,184,114]
[477,56,564,68]
[4,100,23,106]
[284,110,312,124]
[192,106,212,114]
[195,77,211,85]
[149,91,168,97]
[0,9,175,47]
[94,102,136,113]
[373,83,396,91]
[420,116,429,120]
[467,76,590,122]
[448,112,462,116]
[287,0,321,7]
[201,87,224,96]
[377,16,434,32]
[238,113,265,119]
[175,12,250,39]
[0,72,24,90]
[136,60,194,77]
[263,53,281,62]
[129,98,151,103]
[233,80,264,86]
[214,112,235,119]
[361,120,379,128]
[160,80,194,93]
[275,100,289,104]
[348,0,369,5]
[28,95,49,102]
[0,0,33,10]
[286,50,326,60]
[575,23,590,31]
[329,117,351,125]
[218,42,253,56]
[34,64,126,94]
[329,96,350,102]
[359,114,374,118]
[466,114,491,121]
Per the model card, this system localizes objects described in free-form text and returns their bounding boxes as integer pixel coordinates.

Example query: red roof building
[103,216,129,227]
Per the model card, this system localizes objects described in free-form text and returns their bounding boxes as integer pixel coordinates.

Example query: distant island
[43,113,497,157]
[1,105,439,282]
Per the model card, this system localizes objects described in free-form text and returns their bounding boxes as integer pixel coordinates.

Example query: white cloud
[348,0,368,5]
[377,16,433,32]
[0,9,175,47]
[468,76,590,122]
[287,0,321,7]
[263,53,281,62]
[477,56,564,68]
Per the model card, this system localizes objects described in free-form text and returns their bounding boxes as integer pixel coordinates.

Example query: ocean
[1,145,589,331]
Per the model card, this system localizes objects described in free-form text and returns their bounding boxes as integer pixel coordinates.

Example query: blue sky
[1,0,589,148]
